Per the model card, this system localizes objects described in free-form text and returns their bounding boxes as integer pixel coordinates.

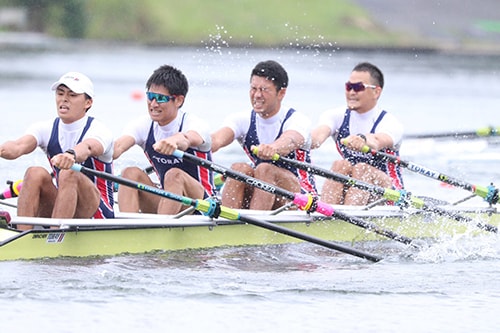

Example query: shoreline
[1,32,500,57]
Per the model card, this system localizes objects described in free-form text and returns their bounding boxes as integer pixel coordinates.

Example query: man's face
[249,76,286,119]
[55,85,92,124]
[146,84,184,126]
[345,71,381,113]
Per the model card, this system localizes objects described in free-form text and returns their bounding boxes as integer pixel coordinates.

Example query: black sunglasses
[345,82,377,92]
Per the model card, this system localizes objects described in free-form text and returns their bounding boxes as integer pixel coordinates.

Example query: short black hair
[146,65,189,97]
[251,60,288,90]
[352,62,384,88]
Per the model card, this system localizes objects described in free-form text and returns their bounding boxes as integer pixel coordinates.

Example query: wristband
[357,133,367,143]
[65,149,77,162]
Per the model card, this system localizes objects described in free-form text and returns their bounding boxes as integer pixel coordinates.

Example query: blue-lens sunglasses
[146,92,176,103]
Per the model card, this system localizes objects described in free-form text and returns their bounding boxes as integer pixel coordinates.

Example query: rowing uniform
[222,106,317,194]
[317,106,404,189]
[122,111,215,197]
[26,115,115,218]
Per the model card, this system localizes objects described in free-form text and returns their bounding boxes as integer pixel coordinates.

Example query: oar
[262,148,498,234]
[0,179,22,199]
[0,167,155,197]
[70,164,381,262]
[354,142,499,206]
[0,199,17,209]
[172,150,416,246]
[405,126,500,140]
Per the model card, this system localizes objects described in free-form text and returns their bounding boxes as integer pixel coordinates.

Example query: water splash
[414,232,499,263]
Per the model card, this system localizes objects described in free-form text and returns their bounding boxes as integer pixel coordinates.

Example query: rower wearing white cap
[0,71,115,228]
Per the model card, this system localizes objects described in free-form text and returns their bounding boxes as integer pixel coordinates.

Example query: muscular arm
[51,137,106,169]
[113,135,136,159]
[74,138,104,162]
[311,125,332,149]
[169,130,203,152]
[271,130,304,155]
[153,131,204,155]
[0,135,37,160]
[211,127,235,153]
[255,130,305,160]
[365,132,394,151]
[343,132,394,152]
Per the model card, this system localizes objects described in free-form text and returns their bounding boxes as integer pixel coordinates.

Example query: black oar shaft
[238,214,381,262]
[71,164,381,262]
[423,205,498,233]
[362,147,498,205]
[270,151,498,234]
[173,150,415,246]
[405,126,499,139]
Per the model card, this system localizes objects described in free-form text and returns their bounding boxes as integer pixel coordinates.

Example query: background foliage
[0,0,411,47]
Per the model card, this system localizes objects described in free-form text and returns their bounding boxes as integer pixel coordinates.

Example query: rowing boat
[1,150,498,261]
[1,205,498,261]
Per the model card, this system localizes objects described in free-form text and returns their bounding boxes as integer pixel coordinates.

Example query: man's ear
[175,95,185,108]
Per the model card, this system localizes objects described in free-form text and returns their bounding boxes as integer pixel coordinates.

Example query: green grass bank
[1,0,418,48]
[85,0,410,47]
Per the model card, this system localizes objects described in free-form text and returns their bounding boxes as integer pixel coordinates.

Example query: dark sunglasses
[146,92,176,103]
[345,82,377,92]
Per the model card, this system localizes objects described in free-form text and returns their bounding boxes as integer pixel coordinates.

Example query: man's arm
[51,137,106,170]
[254,130,305,160]
[365,132,394,151]
[113,135,136,159]
[152,131,203,155]
[211,127,236,153]
[341,132,394,152]
[0,135,37,160]
[310,125,332,149]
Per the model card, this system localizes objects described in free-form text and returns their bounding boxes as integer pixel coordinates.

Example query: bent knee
[230,162,254,175]
[254,162,279,178]
[121,166,147,179]
[350,163,371,177]
[23,167,53,184]
[58,169,90,186]
[164,168,187,180]
[332,160,353,174]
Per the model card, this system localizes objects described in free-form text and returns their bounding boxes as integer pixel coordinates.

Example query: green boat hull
[1,208,498,261]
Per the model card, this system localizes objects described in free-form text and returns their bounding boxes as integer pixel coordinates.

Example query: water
[1,42,500,332]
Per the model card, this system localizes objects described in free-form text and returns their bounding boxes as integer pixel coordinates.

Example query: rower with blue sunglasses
[311,62,404,206]
[113,65,215,215]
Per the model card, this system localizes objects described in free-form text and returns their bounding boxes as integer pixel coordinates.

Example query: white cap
[51,72,94,98]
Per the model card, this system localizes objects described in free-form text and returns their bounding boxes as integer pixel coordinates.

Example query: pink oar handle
[292,193,334,216]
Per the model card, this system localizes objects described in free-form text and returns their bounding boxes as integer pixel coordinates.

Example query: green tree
[3,0,87,38]
[60,0,86,38]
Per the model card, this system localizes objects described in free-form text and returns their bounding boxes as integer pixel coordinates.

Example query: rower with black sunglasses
[311,62,404,206]
[113,65,215,215]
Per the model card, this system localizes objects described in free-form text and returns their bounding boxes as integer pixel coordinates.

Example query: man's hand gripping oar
[260,145,497,234]
[172,149,418,248]
[71,164,381,262]
[356,142,499,206]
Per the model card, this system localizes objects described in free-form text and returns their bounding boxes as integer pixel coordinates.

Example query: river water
[0,42,499,332]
